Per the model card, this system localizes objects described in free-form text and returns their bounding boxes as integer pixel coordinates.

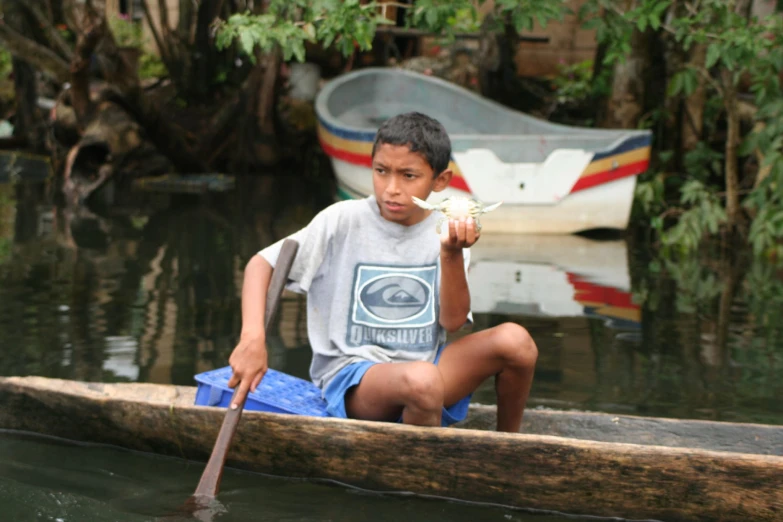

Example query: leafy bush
[108,14,144,48]
[0,48,11,78]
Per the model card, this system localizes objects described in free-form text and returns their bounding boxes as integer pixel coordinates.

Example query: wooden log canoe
[0,376,781,522]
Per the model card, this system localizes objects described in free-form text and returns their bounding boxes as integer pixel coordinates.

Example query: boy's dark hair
[371,112,452,176]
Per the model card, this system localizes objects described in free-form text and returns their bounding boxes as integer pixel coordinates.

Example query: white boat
[315,68,652,234]
[468,234,640,328]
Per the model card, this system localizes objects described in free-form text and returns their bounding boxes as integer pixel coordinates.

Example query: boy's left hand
[441,217,480,251]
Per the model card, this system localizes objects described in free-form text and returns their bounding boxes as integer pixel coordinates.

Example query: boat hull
[331,158,638,234]
[316,68,652,235]
[1,376,781,522]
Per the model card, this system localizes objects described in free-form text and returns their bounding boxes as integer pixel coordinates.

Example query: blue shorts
[322,344,471,427]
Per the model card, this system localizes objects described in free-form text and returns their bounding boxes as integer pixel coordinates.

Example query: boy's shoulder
[312,197,372,225]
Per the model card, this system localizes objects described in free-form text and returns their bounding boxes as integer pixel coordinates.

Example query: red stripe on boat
[319,139,373,167]
[570,159,650,193]
[568,274,638,310]
[449,176,471,193]
[320,138,473,193]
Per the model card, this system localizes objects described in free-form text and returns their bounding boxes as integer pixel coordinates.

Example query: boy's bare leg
[345,361,445,426]
[436,323,538,432]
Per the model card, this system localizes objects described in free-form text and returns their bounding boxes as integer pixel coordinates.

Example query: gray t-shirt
[258,195,471,390]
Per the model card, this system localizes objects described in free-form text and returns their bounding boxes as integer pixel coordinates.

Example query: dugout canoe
[0,376,781,522]
[315,68,652,234]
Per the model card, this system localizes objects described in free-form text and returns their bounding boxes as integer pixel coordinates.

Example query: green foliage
[634,174,666,221]
[743,97,783,260]
[667,67,698,96]
[0,47,11,78]
[627,0,670,32]
[551,59,595,105]
[0,187,14,265]
[108,14,144,48]
[445,7,482,34]
[663,254,724,314]
[215,0,395,62]
[582,1,783,258]
[744,261,783,349]
[661,180,727,252]
[215,0,566,62]
[748,206,783,260]
[409,0,478,34]
[682,141,724,180]
[579,0,635,65]
[492,0,565,32]
[56,24,75,45]
[138,53,168,80]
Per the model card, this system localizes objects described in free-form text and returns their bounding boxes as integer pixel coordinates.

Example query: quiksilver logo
[358,274,430,322]
[350,264,437,334]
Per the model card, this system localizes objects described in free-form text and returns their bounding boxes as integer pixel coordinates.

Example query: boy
[228,112,537,432]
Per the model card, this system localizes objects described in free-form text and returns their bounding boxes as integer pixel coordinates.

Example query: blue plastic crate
[194,366,329,417]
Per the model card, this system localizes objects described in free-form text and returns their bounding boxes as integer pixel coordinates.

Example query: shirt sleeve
[257,205,338,294]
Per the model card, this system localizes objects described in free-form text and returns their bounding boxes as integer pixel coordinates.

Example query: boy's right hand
[227,334,268,409]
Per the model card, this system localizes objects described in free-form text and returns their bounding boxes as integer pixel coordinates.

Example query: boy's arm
[227,254,274,408]
[439,218,477,332]
[439,249,470,332]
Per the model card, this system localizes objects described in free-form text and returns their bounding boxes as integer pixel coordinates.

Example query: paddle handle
[194,239,299,498]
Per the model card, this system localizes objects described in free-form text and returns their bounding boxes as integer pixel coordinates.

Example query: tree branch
[140,0,168,60]
[157,0,171,40]
[27,3,74,60]
[0,22,71,82]
[605,2,722,39]
[70,20,104,126]
[63,0,84,33]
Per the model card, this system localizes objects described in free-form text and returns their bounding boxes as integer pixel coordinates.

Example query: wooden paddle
[189,238,299,503]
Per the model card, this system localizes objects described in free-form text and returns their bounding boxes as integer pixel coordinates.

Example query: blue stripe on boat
[319,116,653,159]
[592,134,652,161]
[318,116,376,142]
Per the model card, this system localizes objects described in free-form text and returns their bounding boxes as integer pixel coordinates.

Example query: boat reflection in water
[468,234,639,329]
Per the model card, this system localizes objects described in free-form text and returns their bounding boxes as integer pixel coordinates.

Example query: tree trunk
[660,18,684,169]
[70,20,103,128]
[178,0,196,37]
[77,15,207,173]
[477,15,545,113]
[602,1,649,129]
[590,40,609,125]
[721,0,751,231]
[11,59,46,151]
[254,52,281,165]
[190,0,222,102]
[722,74,741,231]
[714,254,741,366]
[5,1,49,151]
[681,43,707,152]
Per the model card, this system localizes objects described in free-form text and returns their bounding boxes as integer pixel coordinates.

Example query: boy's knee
[401,362,444,411]
[494,322,538,368]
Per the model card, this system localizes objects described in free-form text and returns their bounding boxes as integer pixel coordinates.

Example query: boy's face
[371,143,452,226]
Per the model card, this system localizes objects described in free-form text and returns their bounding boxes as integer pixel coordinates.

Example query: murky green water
[1,172,781,521]
[0,430,578,522]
